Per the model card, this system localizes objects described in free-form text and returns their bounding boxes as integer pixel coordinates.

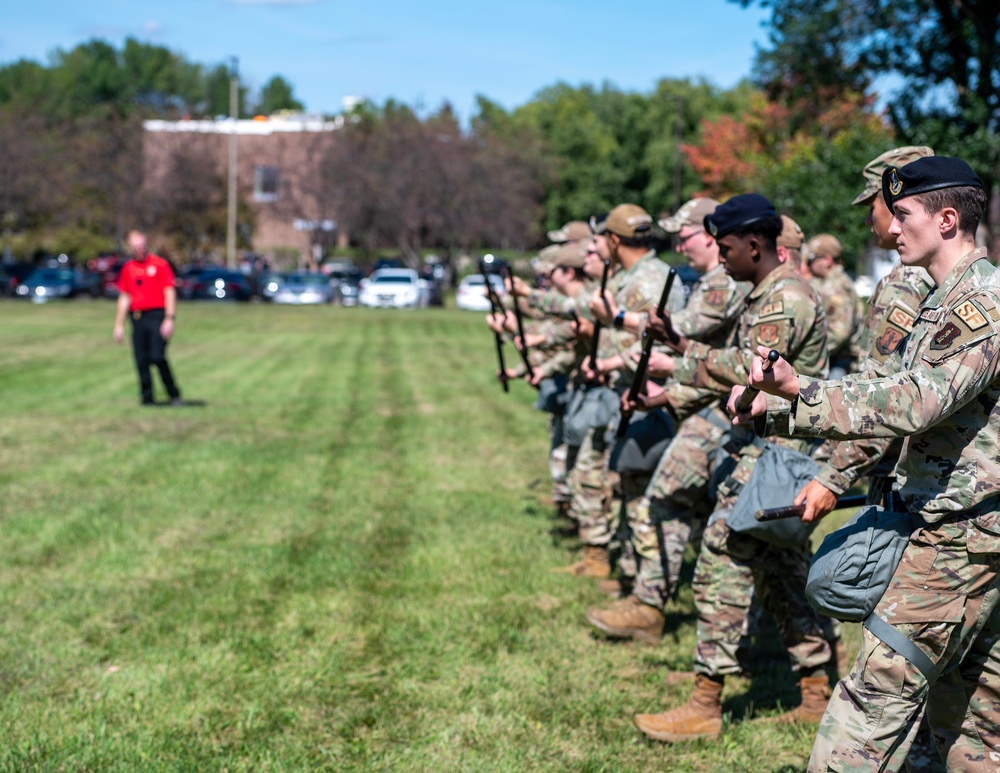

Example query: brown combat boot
[553,546,611,578]
[596,578,626,598]
[764,675,832,724]
[585,595,664,644]
[634,674,724,742]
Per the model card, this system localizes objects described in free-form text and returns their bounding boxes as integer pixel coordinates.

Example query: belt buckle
[132,311,141,320]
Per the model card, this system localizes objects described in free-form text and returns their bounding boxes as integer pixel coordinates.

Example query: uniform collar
[923,247,991,308]
[747,260,799,302]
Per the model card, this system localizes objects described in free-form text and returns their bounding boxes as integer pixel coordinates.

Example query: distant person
[113,230,184,406]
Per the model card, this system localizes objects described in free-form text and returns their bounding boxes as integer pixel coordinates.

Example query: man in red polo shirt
[113,230,183,406]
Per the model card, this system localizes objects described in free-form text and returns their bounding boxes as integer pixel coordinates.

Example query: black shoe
[142,400,156,406]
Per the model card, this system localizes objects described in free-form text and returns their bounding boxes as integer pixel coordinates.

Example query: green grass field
[0,300,859,772]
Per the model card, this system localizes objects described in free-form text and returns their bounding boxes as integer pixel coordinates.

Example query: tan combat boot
[553,546,611,578]
[634,674,724,742]
[596,577,627,598]
[764,675,832,724]
[585,595,664,644]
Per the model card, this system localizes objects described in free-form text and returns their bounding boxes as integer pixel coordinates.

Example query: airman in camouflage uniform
[742,156,999,772]
[631,193,834,744]
[584,204,685,585]
[557,227,624,577]
[805,233,862,379]
[584,198,752,642]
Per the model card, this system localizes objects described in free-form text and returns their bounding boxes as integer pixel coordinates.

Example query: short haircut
[726,213,784,250]
[614,233,652,249]
[910,186,987,237]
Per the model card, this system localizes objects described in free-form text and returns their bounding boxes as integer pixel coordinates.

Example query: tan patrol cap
[546,220,592,243]
[777,215,804,249]
[594,204,653,238]
[659,198,720,233]
[533,243,561,274]
[806,234,843,262]
[553,242,586,269]
[852,146,935,206]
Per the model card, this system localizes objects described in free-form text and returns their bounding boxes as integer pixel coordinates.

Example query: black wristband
[613,310,625,330]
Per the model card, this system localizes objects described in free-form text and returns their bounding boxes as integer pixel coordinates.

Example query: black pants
[130,309,180,404]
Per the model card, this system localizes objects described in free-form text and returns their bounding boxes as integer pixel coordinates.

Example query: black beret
[589,212,608,234]
[704,193,778,239]
[882,156,982,213]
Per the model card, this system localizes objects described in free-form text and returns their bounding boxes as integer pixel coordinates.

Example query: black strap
[864,613,938,684]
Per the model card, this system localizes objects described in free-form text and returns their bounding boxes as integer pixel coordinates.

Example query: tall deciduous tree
[734,0,1000,241]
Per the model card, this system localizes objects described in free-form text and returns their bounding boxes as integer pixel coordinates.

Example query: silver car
[272,272,333,305]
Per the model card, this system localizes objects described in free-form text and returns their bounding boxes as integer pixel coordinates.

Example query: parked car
[272,272,333,305]
[184,269,252,302]
[14,268,102,301]
[0,262,36,296]
[358,268,422,309]
[178,264,225,300]
[455,273,506,312]
[336,275,362,307]
[257,271,283,301]
[87,255,127,298]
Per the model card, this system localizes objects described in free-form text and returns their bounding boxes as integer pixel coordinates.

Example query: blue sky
[2,0,773,119]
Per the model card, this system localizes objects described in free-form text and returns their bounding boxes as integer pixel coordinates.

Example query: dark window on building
[254,166,279,202]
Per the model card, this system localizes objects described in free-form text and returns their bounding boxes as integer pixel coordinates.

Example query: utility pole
[226,56,239,269]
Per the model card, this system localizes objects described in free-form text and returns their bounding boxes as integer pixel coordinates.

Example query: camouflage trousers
[808,515,1000,772]
[566,425,616,547]
[693,447,831,677]
[548,414,570,506]
[609,470,654,581]
[630,412,726,610]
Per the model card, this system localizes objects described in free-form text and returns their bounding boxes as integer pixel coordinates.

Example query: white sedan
[358,268,422,309]
[455,274,506,311]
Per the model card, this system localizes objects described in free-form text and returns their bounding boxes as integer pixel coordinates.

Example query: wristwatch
[613,310,625,330]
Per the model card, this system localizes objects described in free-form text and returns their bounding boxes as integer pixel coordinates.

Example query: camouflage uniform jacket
[671,263,751,349]
[813,262,934,494]
[811,264,860,361]
[606,250,684,387]
[672,261,828,454]
[527,280,598,322]
[788,248,1000,523]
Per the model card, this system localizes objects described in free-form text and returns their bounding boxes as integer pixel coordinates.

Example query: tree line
[0,0,997,267]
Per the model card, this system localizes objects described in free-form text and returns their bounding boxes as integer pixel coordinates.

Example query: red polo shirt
[118,255,176,312]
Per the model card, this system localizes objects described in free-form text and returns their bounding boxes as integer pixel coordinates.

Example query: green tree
[734,0,1000,238]
[254,75,304,116]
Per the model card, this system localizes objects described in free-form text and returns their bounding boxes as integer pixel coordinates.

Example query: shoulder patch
[758,300,784,318]
[886,304,916,331]
[703,289,726,308]
[876,327,906,356]
[955,300,989,331]
[929,322,962,350]
[756,323,781,347]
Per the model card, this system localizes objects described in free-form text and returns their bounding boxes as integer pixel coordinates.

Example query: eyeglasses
[676,229,704,248]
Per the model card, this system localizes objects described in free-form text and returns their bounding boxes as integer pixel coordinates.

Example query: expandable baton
[754,493,869,522]
[587,259,612,375]
[734,348,780,413]
[480,260,509,393]
[502,261,534,381]
[615,268,677,440]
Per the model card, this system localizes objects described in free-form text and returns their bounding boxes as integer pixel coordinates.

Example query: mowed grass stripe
[0,301,846,771]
